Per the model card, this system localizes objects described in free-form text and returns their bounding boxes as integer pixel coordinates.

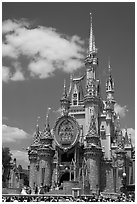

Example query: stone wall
[100,161,114,193]
[29,161,37,188]
[87,156,100,192]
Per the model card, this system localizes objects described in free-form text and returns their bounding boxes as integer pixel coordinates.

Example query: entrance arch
[59,172,74,185]
[60,172,69,185]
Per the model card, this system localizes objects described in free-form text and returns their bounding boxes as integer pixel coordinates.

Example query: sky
[2,2,135,169]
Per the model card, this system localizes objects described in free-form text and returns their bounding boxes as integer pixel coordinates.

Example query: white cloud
[2,66,11,82]
[11,70,25,81]
[28,59,55,78]
[122,128,135,147]
[2,44,18,59]
[2,19,85,82]
[2,19,29,34]
[11,150,29,169]
[2,61,25,82]
[114,103,128,118]
[2,124,29,143]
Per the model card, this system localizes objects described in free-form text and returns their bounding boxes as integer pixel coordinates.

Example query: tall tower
[84,13,103,193]
[28,121,40,188]
[105,62,116,159]
[38,110,54,187]
[84,13,103,135]
[84,114,102,192]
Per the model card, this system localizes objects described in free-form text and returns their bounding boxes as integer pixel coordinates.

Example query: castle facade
[28,14,135,194]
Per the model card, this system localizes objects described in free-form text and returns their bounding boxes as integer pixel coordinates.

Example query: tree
[2,147,12,187]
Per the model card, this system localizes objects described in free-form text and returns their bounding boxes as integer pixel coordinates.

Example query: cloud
[114,103,128,118]
[2,65,25,82]
[2,43,18,59]
[2,124,29,143]
[11,70,25,81]
[2,19,85,82]
[122,128,135,147]
[11,150,29,169]
[2,19,29,34]
[2,66,11,82]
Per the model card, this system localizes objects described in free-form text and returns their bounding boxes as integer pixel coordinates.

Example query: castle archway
[59,172,74,185]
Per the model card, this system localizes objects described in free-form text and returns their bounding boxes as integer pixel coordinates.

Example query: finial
[108,57,112,76]
[116,114,121,131]
[89,12,93,54]
[62,79,67,99]
[64,79,66,89]
[45,107,51,129]
[36,116,40,132]
[92,35,96,53]
[68,74,73,95]
[117,114,120,121]
[125,128,128,142]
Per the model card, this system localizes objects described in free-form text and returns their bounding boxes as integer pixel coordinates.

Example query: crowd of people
[2,192,135,202]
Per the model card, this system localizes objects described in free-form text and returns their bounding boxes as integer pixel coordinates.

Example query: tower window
[73,100,77,105]
[73,93,77,98]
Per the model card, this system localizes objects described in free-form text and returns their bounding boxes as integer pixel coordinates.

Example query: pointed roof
[61,79,68,100]
[106,59,114,92]
[124,128,129,144]
[89,12,93,54]
[68,74,73,96]
[32,117,41,145]
[42,108,52,140]
[88,13,97,55]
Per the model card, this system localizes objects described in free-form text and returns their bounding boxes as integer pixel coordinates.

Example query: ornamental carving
[58,120,74,145]
[53,115,80,150]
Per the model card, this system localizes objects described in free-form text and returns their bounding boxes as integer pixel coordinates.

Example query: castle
[28,14,135,194]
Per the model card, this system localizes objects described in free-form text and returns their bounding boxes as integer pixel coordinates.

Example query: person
[39,183,45,194]
[35,185,38,194]
[21,187,27,195]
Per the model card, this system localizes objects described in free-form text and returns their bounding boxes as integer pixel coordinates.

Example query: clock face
[53,115,80,150]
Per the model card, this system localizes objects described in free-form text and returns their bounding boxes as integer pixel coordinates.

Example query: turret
[28,118,41,188]
[40,108,53,146]
[37,109,55,187]
[105,62,116,159]
[60,80,70,115]
[106,61,115,106]
[84,114,102,193]
[84,13,103,135]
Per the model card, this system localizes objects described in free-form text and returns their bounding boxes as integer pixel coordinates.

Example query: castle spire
[68,74,73,96]
[60,80,70,116]
[89,12,93,54]
[108,58,111,76]
[85,13,98,88]
[36,116,40,133]
[62,79,67,100]
[124,128,129,144]
[41,107,53,141]
[45,107,51,132]
[33,116,40,143]
[106,60,115,103]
